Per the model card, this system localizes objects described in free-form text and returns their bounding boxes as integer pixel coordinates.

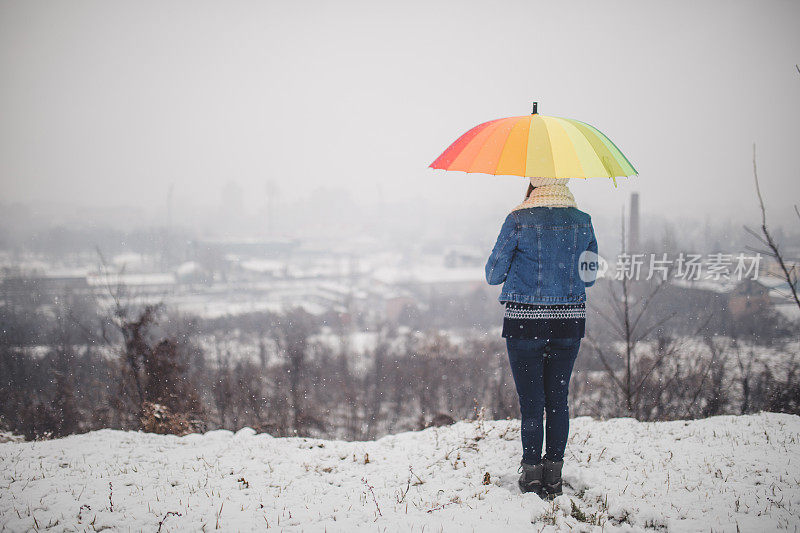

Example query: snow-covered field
[1,413,798,532]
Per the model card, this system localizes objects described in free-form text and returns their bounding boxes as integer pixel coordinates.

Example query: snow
[0,433,23,444]
[1,413,798,532]
[111,252,148,269]
[171,294,328,320]
[371,256,485,285]
[670,277,738,293]
[239,259,285,274]
[776,302,800,321]
[86,272,176,287]
[175,261,203,276]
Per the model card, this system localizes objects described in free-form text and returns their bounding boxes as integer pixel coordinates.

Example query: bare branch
[633,311,677,345]
[588,301,626,337]
[585,338,625,391]
[742,226,772,249]
[685,360,713,417]
[691,312,716,337]
[752,144,800,310]
[629,279,670,337]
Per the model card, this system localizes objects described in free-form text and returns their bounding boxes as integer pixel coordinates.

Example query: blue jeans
[506,337,581,465]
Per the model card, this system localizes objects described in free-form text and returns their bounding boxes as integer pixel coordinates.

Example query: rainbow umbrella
[429,102,637,182]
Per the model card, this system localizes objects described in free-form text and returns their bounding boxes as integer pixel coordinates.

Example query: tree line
[1,275,797,442]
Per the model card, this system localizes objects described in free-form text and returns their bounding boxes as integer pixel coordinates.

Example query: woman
[485,176,598,500]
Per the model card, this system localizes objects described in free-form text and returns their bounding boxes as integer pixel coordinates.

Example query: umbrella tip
[532,102,538,115]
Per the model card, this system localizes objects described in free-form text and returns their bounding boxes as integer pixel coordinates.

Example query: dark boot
[517,460,543,496]
[542,459,563,499]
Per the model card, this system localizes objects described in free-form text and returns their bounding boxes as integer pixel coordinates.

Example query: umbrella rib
[574,122,612,178]
[526,115,556,178]
[470,117,520,175]
[571,118,637,176]
[548,116,598,179]
[455,118,513,173]
[429,119,500,169]
[594,123,638,175]
[565,118,623,178]
[493,117,529,176]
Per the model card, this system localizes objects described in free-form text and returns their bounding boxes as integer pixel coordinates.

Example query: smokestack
[629,192,640,252]
[166,183,174,229]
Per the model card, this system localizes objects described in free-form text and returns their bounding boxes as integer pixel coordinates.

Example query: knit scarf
[511,183,577,211]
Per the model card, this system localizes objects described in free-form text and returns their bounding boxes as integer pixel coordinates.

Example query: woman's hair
[525,183,535,199]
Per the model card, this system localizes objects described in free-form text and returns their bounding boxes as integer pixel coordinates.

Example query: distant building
[385,296,418,323]
[763,257,799,280]
[728,279,772,318]
[443,246,483,268]
[194,238,300,259]
[1,273,89,307]
[629,192,640,252]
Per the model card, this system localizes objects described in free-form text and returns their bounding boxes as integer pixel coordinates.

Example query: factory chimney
[629,192,640,252]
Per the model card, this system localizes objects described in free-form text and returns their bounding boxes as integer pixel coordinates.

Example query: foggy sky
[1,0,799,229]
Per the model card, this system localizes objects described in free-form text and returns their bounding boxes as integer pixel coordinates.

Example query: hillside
[1,413,798,532]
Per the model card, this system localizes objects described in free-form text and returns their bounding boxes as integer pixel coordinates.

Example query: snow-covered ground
[1,413,798,532]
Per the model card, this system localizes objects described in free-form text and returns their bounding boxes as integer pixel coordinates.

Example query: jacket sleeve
[485,213,518,286]
[584,223,598,288]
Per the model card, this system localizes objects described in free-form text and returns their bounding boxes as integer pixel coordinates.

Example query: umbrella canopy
[429,104,637,180]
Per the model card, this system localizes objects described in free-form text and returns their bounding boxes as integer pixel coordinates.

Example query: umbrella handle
[532,102,538,115]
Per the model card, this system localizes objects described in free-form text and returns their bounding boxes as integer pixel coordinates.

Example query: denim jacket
[485,207,598,304]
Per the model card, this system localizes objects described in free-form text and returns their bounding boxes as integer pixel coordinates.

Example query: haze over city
[2,0,799,235]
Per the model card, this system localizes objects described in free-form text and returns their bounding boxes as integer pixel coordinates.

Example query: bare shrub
[140,401,201,436]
